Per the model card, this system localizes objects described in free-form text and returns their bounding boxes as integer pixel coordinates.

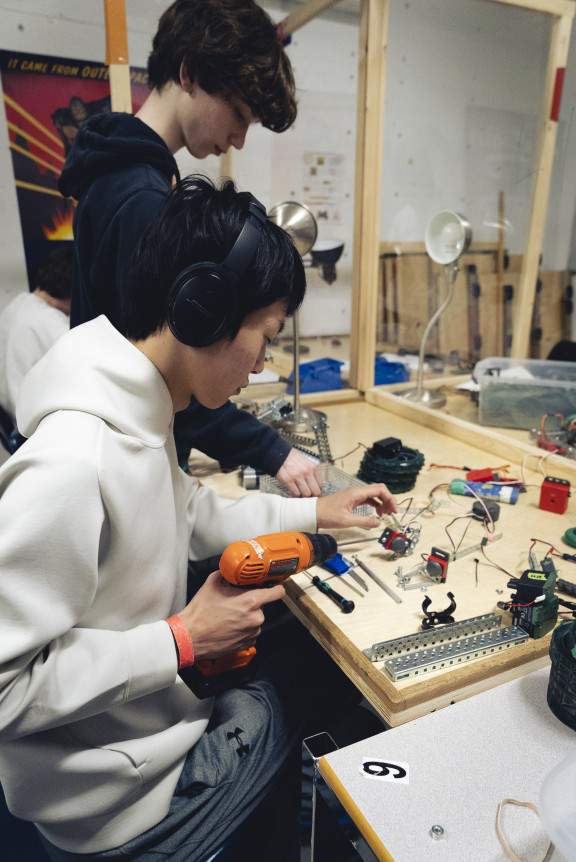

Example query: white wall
[381,0,576,271]
[0,0,575,331]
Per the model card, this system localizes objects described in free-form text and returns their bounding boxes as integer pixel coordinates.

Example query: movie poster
[0,49,149,286]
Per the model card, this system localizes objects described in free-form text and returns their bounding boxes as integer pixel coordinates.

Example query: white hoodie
[0,316,316,853]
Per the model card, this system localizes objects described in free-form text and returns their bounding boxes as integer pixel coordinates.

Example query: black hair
[146,0,296,132]
[34,244,74,300]
[122,175,306,342]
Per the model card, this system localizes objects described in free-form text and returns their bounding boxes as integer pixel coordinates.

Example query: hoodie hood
[17,316,173,445]
[58,113,178,201]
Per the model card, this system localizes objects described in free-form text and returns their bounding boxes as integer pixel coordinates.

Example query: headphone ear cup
[166,195,266,347]
[167,264,238,347]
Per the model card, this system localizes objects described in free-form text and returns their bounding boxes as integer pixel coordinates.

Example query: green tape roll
[564,528,576,549]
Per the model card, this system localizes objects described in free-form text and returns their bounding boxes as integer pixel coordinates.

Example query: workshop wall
[0,0,575,347]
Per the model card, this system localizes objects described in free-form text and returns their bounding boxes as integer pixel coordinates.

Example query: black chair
[547,340,576,362]
[0,405,25,455]
[0,404,14,454]
[0,782,52,862]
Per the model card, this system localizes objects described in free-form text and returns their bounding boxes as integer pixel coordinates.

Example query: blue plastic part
[374,356,410,385]
[320,553,353,576]
[286,358,343,394]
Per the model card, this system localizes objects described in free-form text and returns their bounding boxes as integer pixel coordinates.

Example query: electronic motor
[379,525,419,557]
[425,547,450,583]
[499,559,559,639]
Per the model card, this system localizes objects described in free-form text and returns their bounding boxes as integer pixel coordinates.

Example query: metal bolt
[430,824,445,840]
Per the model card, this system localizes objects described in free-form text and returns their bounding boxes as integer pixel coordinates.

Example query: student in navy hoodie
[59,0,322,496]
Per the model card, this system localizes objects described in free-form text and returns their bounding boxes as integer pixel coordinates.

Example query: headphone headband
[222,197,267,279]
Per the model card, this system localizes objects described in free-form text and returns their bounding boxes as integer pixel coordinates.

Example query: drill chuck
[304,532,338,568]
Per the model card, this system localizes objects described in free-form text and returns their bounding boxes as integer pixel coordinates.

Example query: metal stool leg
[301,732,380,862]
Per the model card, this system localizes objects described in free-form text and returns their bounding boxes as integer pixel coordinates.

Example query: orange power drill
[179,531,337,698]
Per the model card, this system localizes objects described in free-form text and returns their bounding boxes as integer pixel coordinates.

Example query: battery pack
[539,476,570,515]
[450,478,518,505]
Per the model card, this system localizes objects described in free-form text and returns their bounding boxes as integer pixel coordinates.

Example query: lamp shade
[268,201,318,257]
[310,240,344,266]
[425,211,472,265]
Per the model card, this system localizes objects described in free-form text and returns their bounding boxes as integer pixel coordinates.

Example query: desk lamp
[397,210,472,408]
[268,201,326,436]
[310,240,344,284]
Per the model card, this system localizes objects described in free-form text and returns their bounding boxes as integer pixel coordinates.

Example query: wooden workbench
[195,388,576,728]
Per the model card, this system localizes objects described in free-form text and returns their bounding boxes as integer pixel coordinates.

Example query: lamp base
[395,387,447,409]
[271,407,326,434]
[270,408,332,462]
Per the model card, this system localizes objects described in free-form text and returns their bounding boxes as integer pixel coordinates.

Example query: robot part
[379,525,420,558]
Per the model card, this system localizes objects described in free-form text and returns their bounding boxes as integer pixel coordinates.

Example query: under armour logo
[227,727,250,757]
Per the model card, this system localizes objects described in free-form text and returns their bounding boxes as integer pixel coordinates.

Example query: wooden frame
[103,0,132,113]
[348,0,575,388]
[280,0,575,387]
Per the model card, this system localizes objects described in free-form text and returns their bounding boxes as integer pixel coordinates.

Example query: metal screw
[430,824,445,840]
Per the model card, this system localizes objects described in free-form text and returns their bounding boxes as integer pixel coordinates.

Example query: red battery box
[539,476,570,515]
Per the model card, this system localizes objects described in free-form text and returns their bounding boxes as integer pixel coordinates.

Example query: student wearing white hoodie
[0,176,396,862]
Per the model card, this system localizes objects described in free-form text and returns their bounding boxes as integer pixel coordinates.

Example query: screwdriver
[311,575,355,613]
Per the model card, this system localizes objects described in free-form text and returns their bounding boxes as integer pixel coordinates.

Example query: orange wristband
[165,615,195,669]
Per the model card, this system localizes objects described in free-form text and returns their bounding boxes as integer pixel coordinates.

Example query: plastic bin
[374,356,410,385]
[286,358,343,394]
[474,356,576,430]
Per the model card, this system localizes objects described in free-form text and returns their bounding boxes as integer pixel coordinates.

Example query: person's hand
[177,570,285,660]
[275,448,323,497]
[316,483,397,530]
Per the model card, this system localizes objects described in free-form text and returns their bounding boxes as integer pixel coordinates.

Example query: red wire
[529,538,561,558]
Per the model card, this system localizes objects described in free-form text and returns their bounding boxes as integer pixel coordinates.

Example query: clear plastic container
[538,748,576,860]
[474,356,576,430]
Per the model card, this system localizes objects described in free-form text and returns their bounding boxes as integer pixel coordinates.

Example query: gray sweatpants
[39,611,359,862]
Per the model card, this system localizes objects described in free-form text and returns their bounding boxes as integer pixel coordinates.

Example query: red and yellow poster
[0,49,149,284]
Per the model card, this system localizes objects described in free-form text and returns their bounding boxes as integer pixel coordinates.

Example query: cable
[443,514,474,553]
[331,442,368,464]
[357,443,425,493]
[480,545,514,577]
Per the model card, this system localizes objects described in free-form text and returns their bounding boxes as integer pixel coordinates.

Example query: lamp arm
[414,263,458,396]
[292,312,301,413]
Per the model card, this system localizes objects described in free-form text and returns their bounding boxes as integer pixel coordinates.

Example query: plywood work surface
[197,397,575,727]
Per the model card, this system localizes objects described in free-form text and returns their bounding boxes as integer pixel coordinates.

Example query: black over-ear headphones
[167,195,268,347]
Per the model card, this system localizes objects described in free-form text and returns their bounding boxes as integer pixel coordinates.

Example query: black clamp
[421,592,457,630]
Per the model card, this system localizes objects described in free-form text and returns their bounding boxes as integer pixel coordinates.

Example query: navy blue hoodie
[58,113,290,473]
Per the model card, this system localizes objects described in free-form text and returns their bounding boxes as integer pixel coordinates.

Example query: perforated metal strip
[383,625,528,681]
[364,613,502,662]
